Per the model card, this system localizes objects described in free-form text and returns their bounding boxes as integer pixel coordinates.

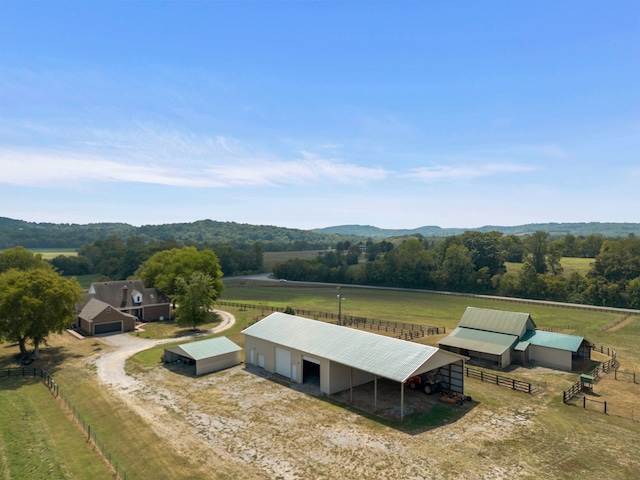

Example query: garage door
[94,322,122,334]
[275,347,291,378]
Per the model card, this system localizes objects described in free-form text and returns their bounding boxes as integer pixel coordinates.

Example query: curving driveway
[94,309,236,392]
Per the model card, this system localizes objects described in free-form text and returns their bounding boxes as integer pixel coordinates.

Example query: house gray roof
[458,307,536,337]
[242,312,466,383]
[520,330,585,352]
[84,279,169,310]
[165,337,242,361]
[438,327,517,356]
[78,298,136,322]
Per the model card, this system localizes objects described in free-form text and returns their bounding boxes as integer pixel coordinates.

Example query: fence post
[583,396,586,408]
[512,379,515,390]
[563,390,566,403]
[604,401,607,415]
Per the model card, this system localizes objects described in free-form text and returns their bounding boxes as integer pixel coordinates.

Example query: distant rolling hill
[1,216,638,249]
[311,222,640,238]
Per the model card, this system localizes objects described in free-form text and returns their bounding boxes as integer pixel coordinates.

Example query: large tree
[175,272,219,330]
[0,267,81,359]
[524,231,550,274]
[136,246,224,305]
[0,246,45,273]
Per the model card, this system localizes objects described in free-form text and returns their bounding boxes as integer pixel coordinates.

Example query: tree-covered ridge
[0,217,338,250]
[313,222,640,238]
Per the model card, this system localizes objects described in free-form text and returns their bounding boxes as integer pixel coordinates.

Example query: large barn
[438,307,592,371]
[243,312,468,420]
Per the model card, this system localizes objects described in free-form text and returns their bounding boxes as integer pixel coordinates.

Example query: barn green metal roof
[438,327,517,356]
[165,336,241,361]
[242,312,466,383]
[458,307,536,337]
[520,330,584,352]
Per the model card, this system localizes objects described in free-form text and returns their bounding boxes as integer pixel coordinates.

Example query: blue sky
[1,1,638,230]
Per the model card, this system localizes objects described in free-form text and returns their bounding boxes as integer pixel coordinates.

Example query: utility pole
[337,286,345,325]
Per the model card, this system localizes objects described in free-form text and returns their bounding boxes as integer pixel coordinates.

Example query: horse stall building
[438,307,591,371]
[243,312,467,420]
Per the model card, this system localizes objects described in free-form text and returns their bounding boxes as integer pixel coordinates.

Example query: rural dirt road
[94,309,236,391]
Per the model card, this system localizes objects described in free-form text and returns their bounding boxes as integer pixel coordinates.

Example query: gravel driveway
[94,309,235,392]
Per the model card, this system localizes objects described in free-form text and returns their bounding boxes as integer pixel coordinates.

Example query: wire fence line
[1,367,128,480]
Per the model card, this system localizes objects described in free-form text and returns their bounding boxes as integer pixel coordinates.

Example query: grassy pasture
[1,284,639,479]
[0,379,113,480]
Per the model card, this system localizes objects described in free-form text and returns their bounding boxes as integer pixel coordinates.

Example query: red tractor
[405,371,442,395]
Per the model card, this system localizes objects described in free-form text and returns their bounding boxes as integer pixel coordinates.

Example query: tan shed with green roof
[439,307,592,370]
[164,336,242,376]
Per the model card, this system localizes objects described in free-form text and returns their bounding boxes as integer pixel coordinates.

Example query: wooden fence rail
[614,370,638,384]
[465,367,541,395]
[563,343,619,404]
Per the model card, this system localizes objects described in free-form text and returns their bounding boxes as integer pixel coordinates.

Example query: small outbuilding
[243,312,468,420]
[163,337,242,376]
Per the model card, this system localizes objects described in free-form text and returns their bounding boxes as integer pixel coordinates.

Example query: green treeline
[48,236,265,280]
[0,217,336,251]
[273,232,640,309]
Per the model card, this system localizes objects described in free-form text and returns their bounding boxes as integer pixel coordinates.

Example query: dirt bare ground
[91,311,639,479]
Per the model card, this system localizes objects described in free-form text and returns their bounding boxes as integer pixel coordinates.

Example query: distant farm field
[505,257,594,276]
[263,249,322,271]
[28,248,78,259]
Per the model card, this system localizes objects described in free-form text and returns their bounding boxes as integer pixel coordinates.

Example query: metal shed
[242,312,468,420]
[164,336,242,376]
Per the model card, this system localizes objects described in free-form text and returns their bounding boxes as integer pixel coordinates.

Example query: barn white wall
[530,345,572,371]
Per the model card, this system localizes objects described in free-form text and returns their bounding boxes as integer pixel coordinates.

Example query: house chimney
[122,285,128,304]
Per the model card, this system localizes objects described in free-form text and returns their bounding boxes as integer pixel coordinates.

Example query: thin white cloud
[0,144,387,189]
[207,156,387,186]
[405,163,536,181]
